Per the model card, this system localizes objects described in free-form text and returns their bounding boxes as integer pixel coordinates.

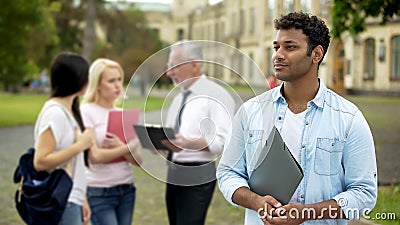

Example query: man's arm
[232,188,345,225]
[331,110,377,220]
[217,106,252,205]
[232,187,282,216]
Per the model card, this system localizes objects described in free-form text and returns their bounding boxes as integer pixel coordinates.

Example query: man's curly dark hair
[274,11,331,66]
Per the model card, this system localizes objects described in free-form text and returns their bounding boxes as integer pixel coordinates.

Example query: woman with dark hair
[33,52,93,225]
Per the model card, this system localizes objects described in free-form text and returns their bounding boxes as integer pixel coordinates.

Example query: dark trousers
[166,180,216,225]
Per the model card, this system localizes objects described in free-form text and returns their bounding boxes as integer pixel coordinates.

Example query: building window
[392,35,400,79]
[250,8,256,34]
[232,12,238,34]
[266,0,273,23]
[267,47,273,75]
[177,29,184,41]
[364,38,375,80]
[220,22,225,39]
[301,0,312,12]
[320,0,333,17]
[208,24,212,40]
[249,52,254,79]
[215,22,219,41]
[284,0,295,14]
[212,57,224,79]
[240,9,245,34]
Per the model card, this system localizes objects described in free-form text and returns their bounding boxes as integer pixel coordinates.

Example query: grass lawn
[0,94,48,127]
[121,95,171,112]
[366,185,400,224]
[0,93,169,127]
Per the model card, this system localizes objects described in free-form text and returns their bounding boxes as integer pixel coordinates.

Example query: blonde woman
[80,58,142,225]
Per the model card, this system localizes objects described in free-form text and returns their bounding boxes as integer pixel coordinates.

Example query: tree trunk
[82,0,96,60]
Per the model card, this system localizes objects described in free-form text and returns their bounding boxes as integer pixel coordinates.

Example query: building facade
[144,0,400,94]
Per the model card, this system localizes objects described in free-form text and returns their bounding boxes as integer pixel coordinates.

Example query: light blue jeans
[58,202,82,225]
[87,183,136,225]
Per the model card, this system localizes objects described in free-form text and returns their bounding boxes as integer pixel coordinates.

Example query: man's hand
[255,195,282,224]
[261,202,306,225]
[161,133,188,152]
[161,133,209,152]
[161,138,184,153]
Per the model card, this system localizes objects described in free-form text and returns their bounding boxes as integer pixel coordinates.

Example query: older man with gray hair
[161,40,235,225]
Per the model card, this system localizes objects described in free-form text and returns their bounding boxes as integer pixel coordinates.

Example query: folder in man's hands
[133,124,175,150]
[248,126,304,205]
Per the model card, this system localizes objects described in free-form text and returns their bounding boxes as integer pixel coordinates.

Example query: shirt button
[278,117,282,120]
[300,195,304,198]
[305,122,309,125]
[302,144,305,148]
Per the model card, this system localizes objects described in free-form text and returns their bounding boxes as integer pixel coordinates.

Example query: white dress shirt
[166,75,235,163]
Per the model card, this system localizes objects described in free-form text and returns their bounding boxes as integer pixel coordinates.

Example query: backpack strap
[33,102,77,176]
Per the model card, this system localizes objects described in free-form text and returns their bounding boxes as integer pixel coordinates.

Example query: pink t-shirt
[81,103,133,187]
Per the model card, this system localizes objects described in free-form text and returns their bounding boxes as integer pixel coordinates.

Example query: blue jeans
[87,183,136,225]
[58,202,82,225]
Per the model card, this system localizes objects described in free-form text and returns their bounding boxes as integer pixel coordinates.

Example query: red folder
[106,109,140,163]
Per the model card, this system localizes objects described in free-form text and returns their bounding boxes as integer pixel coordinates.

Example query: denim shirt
[216,81,377,225]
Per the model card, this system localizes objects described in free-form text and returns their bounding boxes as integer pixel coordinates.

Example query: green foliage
[27,1,60,69]
[0,0,49,87]
[332,0,400,37]
[51,0,85,53]
[96,7,164,83]
[0,0,164,91]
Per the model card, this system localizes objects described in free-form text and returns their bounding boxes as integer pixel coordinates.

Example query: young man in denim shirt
[217,12,377,225]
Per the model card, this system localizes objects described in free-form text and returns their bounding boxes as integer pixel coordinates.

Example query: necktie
[174,90,191,133]
[168,90,191,161]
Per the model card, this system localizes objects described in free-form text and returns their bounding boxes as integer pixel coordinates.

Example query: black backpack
[13,148,73,225]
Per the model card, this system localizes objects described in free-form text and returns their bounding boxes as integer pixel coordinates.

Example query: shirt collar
[312,78,326,108]
[272,78,326,108]
[185,74,207,94]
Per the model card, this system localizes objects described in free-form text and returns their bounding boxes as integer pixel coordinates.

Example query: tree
[52,0,85,53]
[82,0,98,60]
[0,0,53,90]
[332,0,400,37]
[96,6,164,83]
[27,2,60,70]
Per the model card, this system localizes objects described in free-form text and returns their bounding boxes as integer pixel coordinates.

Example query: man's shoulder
[244,89,275,106]
[323,88,359,115]
[198,77,234,100]
[236,89,276,116]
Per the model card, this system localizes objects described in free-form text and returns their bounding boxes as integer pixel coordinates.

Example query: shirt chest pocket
[245,130,264,173]
[246,130,263,144]
[314,138,345,176]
